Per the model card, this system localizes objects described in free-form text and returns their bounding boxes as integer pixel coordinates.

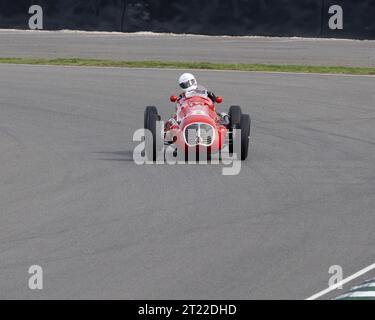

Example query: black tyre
[144,106,158,129]
[144,106,163,161]
[239,114,251,161]
[229,106,242,128]
[230,113,251,161]
[228,106,242,155]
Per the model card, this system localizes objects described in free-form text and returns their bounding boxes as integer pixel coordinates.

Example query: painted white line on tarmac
[306,263,375,300]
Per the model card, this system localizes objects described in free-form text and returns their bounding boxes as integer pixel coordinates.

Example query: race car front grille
[184,123,215,147]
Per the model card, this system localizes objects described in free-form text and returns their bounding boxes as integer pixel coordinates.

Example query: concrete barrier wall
[0,0,374,39]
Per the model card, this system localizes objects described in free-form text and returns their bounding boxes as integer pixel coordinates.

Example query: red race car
[144,94,251,162]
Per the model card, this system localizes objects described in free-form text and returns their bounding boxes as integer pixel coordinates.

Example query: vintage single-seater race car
[144,93,251,161]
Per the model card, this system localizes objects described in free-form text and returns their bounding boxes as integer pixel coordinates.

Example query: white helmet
[178,73,197,92]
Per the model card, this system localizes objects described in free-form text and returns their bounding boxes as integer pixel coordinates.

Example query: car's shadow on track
[94,151,135,162]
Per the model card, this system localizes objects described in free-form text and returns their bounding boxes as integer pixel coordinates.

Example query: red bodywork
[165,96,228,153]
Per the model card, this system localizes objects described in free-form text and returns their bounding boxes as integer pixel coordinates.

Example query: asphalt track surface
[0,63,374,299]
[1,30,375,67]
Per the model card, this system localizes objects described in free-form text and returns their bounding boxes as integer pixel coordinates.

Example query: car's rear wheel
[239,114,251,160]
[228,106,242,156]
[144,106,163,162]
[228,106,251,160]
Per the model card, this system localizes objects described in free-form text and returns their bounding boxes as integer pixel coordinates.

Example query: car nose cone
[184,123,215,147]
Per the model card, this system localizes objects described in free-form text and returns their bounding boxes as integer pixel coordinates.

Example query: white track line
[306,263,375,300]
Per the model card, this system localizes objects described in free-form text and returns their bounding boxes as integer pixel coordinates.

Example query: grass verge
[0,57,374,75]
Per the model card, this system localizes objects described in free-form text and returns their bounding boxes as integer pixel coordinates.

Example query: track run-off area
[0,30,375,67]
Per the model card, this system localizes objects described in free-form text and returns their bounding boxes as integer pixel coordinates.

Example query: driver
[178,73,217,103]
[176,73,229,125]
